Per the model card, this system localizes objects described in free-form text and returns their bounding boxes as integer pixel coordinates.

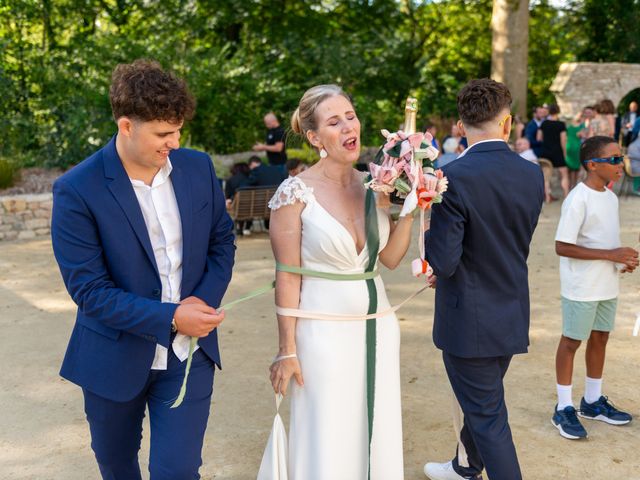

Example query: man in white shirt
[51,60,235,479]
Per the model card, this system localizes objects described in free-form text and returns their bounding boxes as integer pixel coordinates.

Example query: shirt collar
[456,139,507,159]
[130,157,173,188]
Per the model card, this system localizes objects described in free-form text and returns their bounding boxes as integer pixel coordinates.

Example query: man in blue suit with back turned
[51,60,235,479]
[423,79,544,480]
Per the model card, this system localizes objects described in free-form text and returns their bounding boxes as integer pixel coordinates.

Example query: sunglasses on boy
[582,156,624,166]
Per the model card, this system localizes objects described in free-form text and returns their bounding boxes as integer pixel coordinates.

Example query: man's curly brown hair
[457,78,512,127]
[109,59,195,123]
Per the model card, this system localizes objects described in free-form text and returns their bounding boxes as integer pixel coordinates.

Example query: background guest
[524,105,548,157]
[538,104,568,198]
[515,137,538,164]
[565,111,587,190]
[627,135,640,195]
[286,157,305,177]
[253,112,288,170]
[622,102,639,146]
[425,123,440,151]
[247,155,287,187]
[588,99,615,138]
[436,137,460,168]
[225,162,252,236]
[225,162,250,202]
[441,123,466,154]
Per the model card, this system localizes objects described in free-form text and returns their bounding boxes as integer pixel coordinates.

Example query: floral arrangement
[366,127,448,281]
[366,129,447,214]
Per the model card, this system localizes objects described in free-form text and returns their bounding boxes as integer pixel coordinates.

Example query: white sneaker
[424,461,467,480]
[242,229,252,236]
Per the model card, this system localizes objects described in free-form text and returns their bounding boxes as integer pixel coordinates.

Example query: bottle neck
[403,110,417,134]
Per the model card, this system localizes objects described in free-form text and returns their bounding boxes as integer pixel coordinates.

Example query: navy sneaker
[551,405,588,439]
[578,396,632,425]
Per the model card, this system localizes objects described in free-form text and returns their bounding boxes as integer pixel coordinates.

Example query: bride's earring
[319,148,328,159]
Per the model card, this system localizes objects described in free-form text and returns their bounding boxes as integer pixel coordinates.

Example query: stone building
[550,62,640,117]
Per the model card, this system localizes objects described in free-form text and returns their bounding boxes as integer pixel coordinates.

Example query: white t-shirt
[555,182,620,301]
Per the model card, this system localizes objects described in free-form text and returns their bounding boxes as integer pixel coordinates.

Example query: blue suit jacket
[524,120,543,157]
[51,136,236,401]
[425,141,544,358]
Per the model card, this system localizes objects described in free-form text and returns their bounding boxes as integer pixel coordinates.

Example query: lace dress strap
[268,176,315,210]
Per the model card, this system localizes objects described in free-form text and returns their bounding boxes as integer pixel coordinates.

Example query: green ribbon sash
[275,262,379,281]
[364,188,379,479]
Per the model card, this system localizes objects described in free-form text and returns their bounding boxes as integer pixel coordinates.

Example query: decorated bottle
[403,97,418,134]
[391,97,419,204]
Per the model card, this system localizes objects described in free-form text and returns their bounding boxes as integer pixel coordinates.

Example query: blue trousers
[443,352,522,480]
[83,348,215,480]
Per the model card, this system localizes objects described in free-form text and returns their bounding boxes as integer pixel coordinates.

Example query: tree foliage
[1,0,638,168]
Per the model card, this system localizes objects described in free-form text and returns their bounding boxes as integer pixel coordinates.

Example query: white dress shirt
[130,157,199,370]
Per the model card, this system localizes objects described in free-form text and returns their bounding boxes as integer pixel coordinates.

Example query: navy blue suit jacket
[425,141,544,358]
[51,136,236,401]
[523,120,543,157]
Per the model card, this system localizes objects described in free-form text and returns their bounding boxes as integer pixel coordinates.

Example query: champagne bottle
[391,97,419,204]
[403,97,418,134]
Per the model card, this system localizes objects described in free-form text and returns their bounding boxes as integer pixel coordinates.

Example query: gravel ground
[0,197,639,479]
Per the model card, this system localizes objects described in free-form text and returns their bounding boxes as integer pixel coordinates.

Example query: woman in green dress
[565,111,586,190]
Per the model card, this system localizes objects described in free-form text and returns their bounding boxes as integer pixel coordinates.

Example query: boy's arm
[555,241,639,271]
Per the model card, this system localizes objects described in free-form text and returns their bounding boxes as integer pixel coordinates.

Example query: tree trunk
[491,0,529,119]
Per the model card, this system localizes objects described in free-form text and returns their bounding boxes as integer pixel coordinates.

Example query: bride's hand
[269,356,304,396]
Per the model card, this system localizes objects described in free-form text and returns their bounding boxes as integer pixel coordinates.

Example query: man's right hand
[174,303,225,337]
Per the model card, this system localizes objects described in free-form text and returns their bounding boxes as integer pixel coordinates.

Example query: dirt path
[1,198,639,479]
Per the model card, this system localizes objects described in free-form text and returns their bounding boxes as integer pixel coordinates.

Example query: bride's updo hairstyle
[291,84,352,146]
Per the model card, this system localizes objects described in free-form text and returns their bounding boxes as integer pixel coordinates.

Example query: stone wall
[0,193,52,241]
[550,62,640,118]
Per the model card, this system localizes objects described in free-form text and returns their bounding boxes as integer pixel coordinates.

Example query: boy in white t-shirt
[551,136,639,440]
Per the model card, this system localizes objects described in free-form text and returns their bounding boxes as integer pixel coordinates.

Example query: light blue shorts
[561,297,618,341]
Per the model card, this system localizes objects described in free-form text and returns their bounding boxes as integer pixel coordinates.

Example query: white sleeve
[268,177,314,210]
[555,192,585,244]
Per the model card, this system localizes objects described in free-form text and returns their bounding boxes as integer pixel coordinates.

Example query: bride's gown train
[269,177,404,480]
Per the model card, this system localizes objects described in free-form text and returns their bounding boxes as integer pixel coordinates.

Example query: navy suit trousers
[83,348,215,480]
[443,352,522,480]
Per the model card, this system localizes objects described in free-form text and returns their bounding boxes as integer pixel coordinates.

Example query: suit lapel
[170,162,193,283]
[103,136,159,275]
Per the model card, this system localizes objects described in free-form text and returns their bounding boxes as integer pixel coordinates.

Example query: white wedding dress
[269,176,404,480]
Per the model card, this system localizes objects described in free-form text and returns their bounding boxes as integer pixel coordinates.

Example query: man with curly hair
[51,59,235,479]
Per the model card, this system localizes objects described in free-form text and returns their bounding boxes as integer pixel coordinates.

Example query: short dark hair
[286,158,302,171]
[579,136,617,171]
[457,79,512,127]
[548,104,560,115]
[230,162,249,176]
[109,59,195,123]
[248,155,262,166]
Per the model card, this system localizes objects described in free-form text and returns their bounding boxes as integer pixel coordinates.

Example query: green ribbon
[364,187,379,479]
[275,262,379,281]
[170,281,275,408]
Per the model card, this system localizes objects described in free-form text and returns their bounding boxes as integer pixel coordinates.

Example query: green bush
[286,144,319,165]
[0,158,18,189]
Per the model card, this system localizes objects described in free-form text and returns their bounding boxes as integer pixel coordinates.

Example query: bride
[267,84,417,480]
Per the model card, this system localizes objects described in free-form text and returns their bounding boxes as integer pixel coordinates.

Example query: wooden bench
[227,186,277,225]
